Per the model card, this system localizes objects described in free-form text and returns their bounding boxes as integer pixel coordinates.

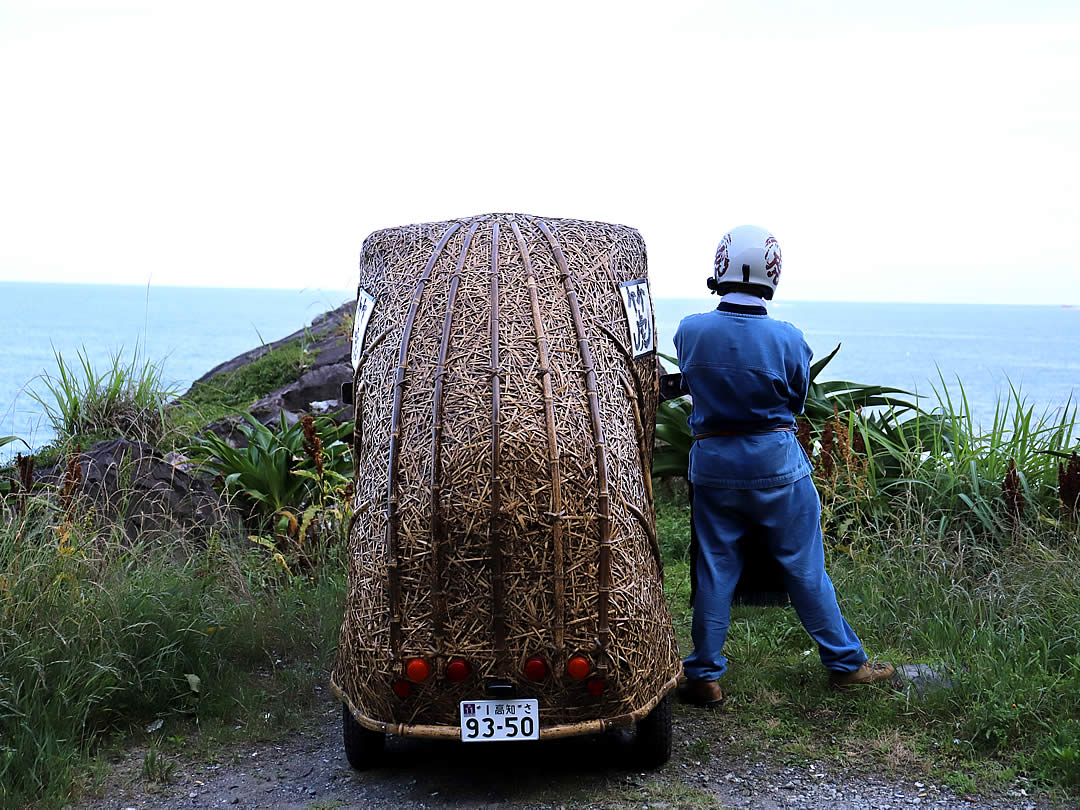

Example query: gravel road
[79,691,1062,810]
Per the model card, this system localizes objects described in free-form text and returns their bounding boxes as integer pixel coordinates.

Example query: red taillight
[566,655,591,680]
[406,658,431,682]
[523,656,549,681]
[392,679,411,699]
[586,678,607,697]
[445,657,470,682]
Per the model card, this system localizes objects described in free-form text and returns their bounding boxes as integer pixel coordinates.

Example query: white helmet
[707,224,782,299]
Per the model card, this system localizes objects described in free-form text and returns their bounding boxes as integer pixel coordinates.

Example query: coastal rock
[199,306,355,447]
[76,438,241,540]
[192,301,352,384]
[896,663,953,698]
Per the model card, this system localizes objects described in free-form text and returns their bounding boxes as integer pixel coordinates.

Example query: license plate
[459,699,539,741]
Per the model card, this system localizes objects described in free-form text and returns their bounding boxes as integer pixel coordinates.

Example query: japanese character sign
[351,288,376,371]
[619,279,655,359]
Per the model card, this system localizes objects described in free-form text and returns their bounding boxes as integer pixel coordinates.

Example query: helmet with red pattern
[706,225,782,299]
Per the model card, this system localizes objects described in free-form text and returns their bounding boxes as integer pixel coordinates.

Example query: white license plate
[459,699,539,741]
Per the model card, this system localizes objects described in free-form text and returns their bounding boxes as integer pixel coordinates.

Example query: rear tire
[343,703,385,770]
[633,693,672,768]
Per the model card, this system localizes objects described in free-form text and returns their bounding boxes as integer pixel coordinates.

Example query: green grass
[0,499,346,810]
[0,327,344,809]
[657,451,1080,797]
[6,338,1080,806]
[17,333,311,465]
[28,345,179,451]
[175,340,311,429]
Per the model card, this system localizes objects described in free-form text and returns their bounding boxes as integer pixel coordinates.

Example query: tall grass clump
[825,500,1080,786]
[0,494,347,809]
[29,345,178,449]
[868,380,1078,540]
[850,385,1080,783]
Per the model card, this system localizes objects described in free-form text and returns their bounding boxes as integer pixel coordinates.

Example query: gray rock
[896,663,953,697]
[191,302,352,385]
[270,362,353,417]
[197,304,355,447]
[76,438,241,541]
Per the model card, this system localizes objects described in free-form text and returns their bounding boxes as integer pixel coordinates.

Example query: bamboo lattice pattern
[332,213,680,734]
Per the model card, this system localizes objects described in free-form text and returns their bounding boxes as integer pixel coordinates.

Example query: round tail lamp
[586,678,607,697]
[566,655,591,680]
[445,657,470,682]
[523,656,549,681]
[406,657,431,682]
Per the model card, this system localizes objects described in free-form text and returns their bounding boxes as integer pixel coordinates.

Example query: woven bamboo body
[332,213,681,737]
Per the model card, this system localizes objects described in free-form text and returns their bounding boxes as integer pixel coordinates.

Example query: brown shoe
[677,677,724,707]
[829,660,896,688]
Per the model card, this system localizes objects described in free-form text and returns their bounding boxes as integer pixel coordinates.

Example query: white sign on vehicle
[351,288,376,370]
[618,279,655,359]
[458,699,539,741]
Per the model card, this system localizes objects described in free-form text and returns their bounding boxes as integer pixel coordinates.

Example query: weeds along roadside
[4,334,1080,803]
[1,339,350,809]
[0,493,348,810]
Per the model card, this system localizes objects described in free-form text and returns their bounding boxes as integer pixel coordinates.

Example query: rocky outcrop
[192,301,353,384]
[197,301,355,448]
[76,438,242,541]
[23,302,355,539]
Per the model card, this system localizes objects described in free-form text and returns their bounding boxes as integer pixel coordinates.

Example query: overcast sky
[1,1,1077,304]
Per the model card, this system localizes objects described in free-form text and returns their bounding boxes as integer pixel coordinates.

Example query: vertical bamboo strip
[487,221,508,668]
[510,218,567,651]
[386,222,462,658]
[533,218,612,673]
[429,220,481,651]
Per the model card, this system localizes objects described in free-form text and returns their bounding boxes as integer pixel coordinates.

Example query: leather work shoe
[829,660,896,688]
[677,677,725,707]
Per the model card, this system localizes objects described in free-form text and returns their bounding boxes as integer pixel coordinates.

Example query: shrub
[0,496,346,809]
[28,346,177,448]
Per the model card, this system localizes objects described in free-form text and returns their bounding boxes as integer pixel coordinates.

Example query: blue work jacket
[674,302,813,489]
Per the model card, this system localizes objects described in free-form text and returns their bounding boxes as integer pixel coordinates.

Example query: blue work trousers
[682,476,867,681]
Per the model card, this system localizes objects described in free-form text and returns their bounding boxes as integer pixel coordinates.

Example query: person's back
[674,225,894,709]
[676,305,811,489]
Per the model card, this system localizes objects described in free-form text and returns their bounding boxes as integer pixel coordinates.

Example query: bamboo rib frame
[332,213,680,736]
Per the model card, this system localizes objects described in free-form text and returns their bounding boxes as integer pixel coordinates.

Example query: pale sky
[1,1,1077,304]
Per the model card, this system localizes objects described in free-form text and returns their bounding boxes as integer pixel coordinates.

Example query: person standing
[675,225,893,707]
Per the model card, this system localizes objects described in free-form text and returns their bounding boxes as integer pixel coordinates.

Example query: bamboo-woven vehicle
[331,213,681,767]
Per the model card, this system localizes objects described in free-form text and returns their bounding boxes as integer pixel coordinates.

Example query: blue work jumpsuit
[675,302,867,681]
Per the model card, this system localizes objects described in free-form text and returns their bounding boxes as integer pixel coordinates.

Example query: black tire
[343,703,385,770]
[632,693,672,768]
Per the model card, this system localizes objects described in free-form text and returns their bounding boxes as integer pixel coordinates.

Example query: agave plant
[190,411,351,522]
[652,345,933,482]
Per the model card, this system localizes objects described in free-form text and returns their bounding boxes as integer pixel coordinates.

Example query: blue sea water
[655,298,1080,429]
[1,283,1077,463]
[1,282,351,461]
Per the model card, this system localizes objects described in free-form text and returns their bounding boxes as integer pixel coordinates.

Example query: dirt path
[80,691,1058,810]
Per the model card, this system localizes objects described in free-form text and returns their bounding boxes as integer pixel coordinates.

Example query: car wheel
[633,693,672,768]
[343,703,385,770]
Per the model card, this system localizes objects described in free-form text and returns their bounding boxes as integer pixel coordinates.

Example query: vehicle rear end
[331,213,681,765]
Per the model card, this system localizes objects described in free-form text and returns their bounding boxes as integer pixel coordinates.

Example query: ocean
[656,297,1080,427]
[1,283,1077,463]
[1,282,352,461]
